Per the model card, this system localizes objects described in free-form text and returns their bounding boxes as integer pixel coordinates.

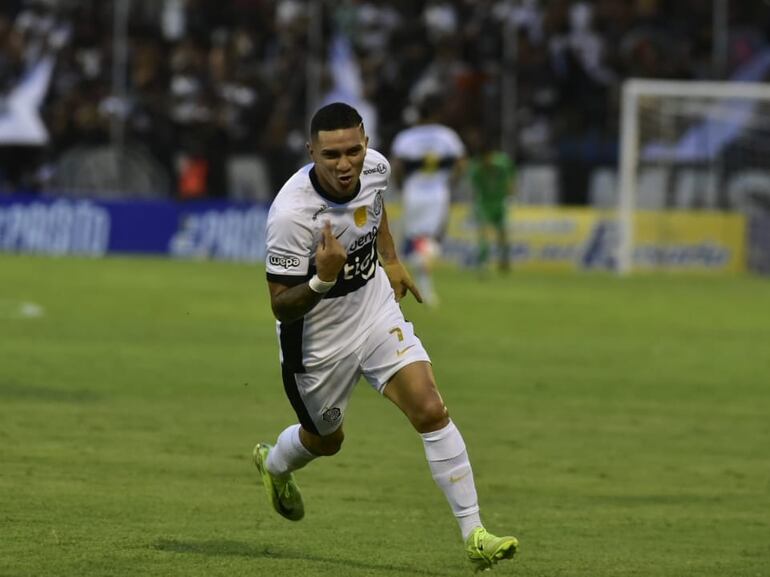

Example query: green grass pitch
[1,254,769,577]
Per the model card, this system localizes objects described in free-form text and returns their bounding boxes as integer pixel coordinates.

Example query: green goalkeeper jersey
[468,152,515,225]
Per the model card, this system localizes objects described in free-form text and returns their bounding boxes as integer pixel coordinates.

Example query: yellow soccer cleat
[465,527,518,571]
[253,443,304,521]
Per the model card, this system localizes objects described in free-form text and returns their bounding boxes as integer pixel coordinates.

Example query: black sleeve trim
[266,273,311,286]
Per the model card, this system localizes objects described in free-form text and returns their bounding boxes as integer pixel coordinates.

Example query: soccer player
[254,102,517,571]
[390,96,466,307]
[467,140,516,272]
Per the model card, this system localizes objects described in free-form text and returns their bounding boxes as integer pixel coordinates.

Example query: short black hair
[310,102,363,138]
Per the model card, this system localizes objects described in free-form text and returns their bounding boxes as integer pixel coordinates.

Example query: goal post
[617,79,770,274]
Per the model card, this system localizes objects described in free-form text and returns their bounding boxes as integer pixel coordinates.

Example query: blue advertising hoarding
[0,196,268,261]
[1,195,768,274]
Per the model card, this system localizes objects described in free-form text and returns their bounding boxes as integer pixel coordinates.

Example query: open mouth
[338,175,353,187]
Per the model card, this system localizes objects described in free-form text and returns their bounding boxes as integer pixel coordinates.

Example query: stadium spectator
[255,101,518,571]
[1,0,769,200]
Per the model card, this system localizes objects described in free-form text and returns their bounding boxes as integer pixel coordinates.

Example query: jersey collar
[309,167,361,204]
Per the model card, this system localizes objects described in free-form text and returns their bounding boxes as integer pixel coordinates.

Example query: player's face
[308,125,368,198]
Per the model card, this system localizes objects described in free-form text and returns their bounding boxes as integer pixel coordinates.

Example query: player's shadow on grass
[152,538,453,576]
[0,381,100,402]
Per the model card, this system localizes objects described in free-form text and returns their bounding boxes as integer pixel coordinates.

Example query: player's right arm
[268,221,347,323]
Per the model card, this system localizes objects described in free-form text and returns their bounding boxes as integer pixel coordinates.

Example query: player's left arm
[377,205,423,303]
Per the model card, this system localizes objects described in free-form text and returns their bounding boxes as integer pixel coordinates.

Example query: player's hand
[383,261,423,303]
[315,221,347,282]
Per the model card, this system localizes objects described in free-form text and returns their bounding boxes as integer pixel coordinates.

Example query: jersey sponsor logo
[268,254,301,269]
[354,206,367,228]
[321,226,379,298]
[343,242,377,282]
[348,225,378,252]
[362,163,387,175]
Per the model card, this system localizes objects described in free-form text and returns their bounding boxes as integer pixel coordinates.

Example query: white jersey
[391,123,465,238]
[265,149,394,370]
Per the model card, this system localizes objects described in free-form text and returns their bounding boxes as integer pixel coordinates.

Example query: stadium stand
[1,0,769,203]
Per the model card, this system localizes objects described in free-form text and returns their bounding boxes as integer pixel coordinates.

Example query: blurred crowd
[1,0,769,202]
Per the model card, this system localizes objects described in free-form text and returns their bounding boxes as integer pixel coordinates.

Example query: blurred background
[1,0,770,271]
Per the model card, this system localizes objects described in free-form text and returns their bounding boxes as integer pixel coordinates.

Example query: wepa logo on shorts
[269,254,301,269]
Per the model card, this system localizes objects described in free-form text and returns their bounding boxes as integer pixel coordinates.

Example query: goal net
[617,79,770,274]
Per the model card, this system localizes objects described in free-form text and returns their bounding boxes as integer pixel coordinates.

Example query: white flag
[0,55,55,146]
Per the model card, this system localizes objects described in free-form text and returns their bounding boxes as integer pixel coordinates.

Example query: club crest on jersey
[373,190,383,216]
[354,206,367,228]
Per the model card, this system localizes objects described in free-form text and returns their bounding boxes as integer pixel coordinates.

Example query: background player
[254,102,517,571]
[467,136,517,272]
[390,95,466,307]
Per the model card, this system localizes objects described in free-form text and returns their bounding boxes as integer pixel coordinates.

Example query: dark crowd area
[1,0,770,203]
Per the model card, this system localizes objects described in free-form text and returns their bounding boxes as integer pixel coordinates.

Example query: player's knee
[410,399,449,433]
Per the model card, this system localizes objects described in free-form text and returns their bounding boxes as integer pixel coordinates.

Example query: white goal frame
[618,78,770,274]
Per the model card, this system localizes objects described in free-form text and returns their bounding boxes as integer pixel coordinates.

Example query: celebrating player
[254,102,517,571]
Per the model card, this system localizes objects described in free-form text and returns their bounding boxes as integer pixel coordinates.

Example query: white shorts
[403,188,450,239]
[281,301,430,436]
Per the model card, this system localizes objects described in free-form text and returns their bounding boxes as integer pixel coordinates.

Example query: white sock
[265,424,317,477]
[409,253,431,292]
[413,269,437,304]
[421,420,483,540]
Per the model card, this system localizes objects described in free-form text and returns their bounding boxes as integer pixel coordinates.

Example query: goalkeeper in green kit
[468,142,516,272]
